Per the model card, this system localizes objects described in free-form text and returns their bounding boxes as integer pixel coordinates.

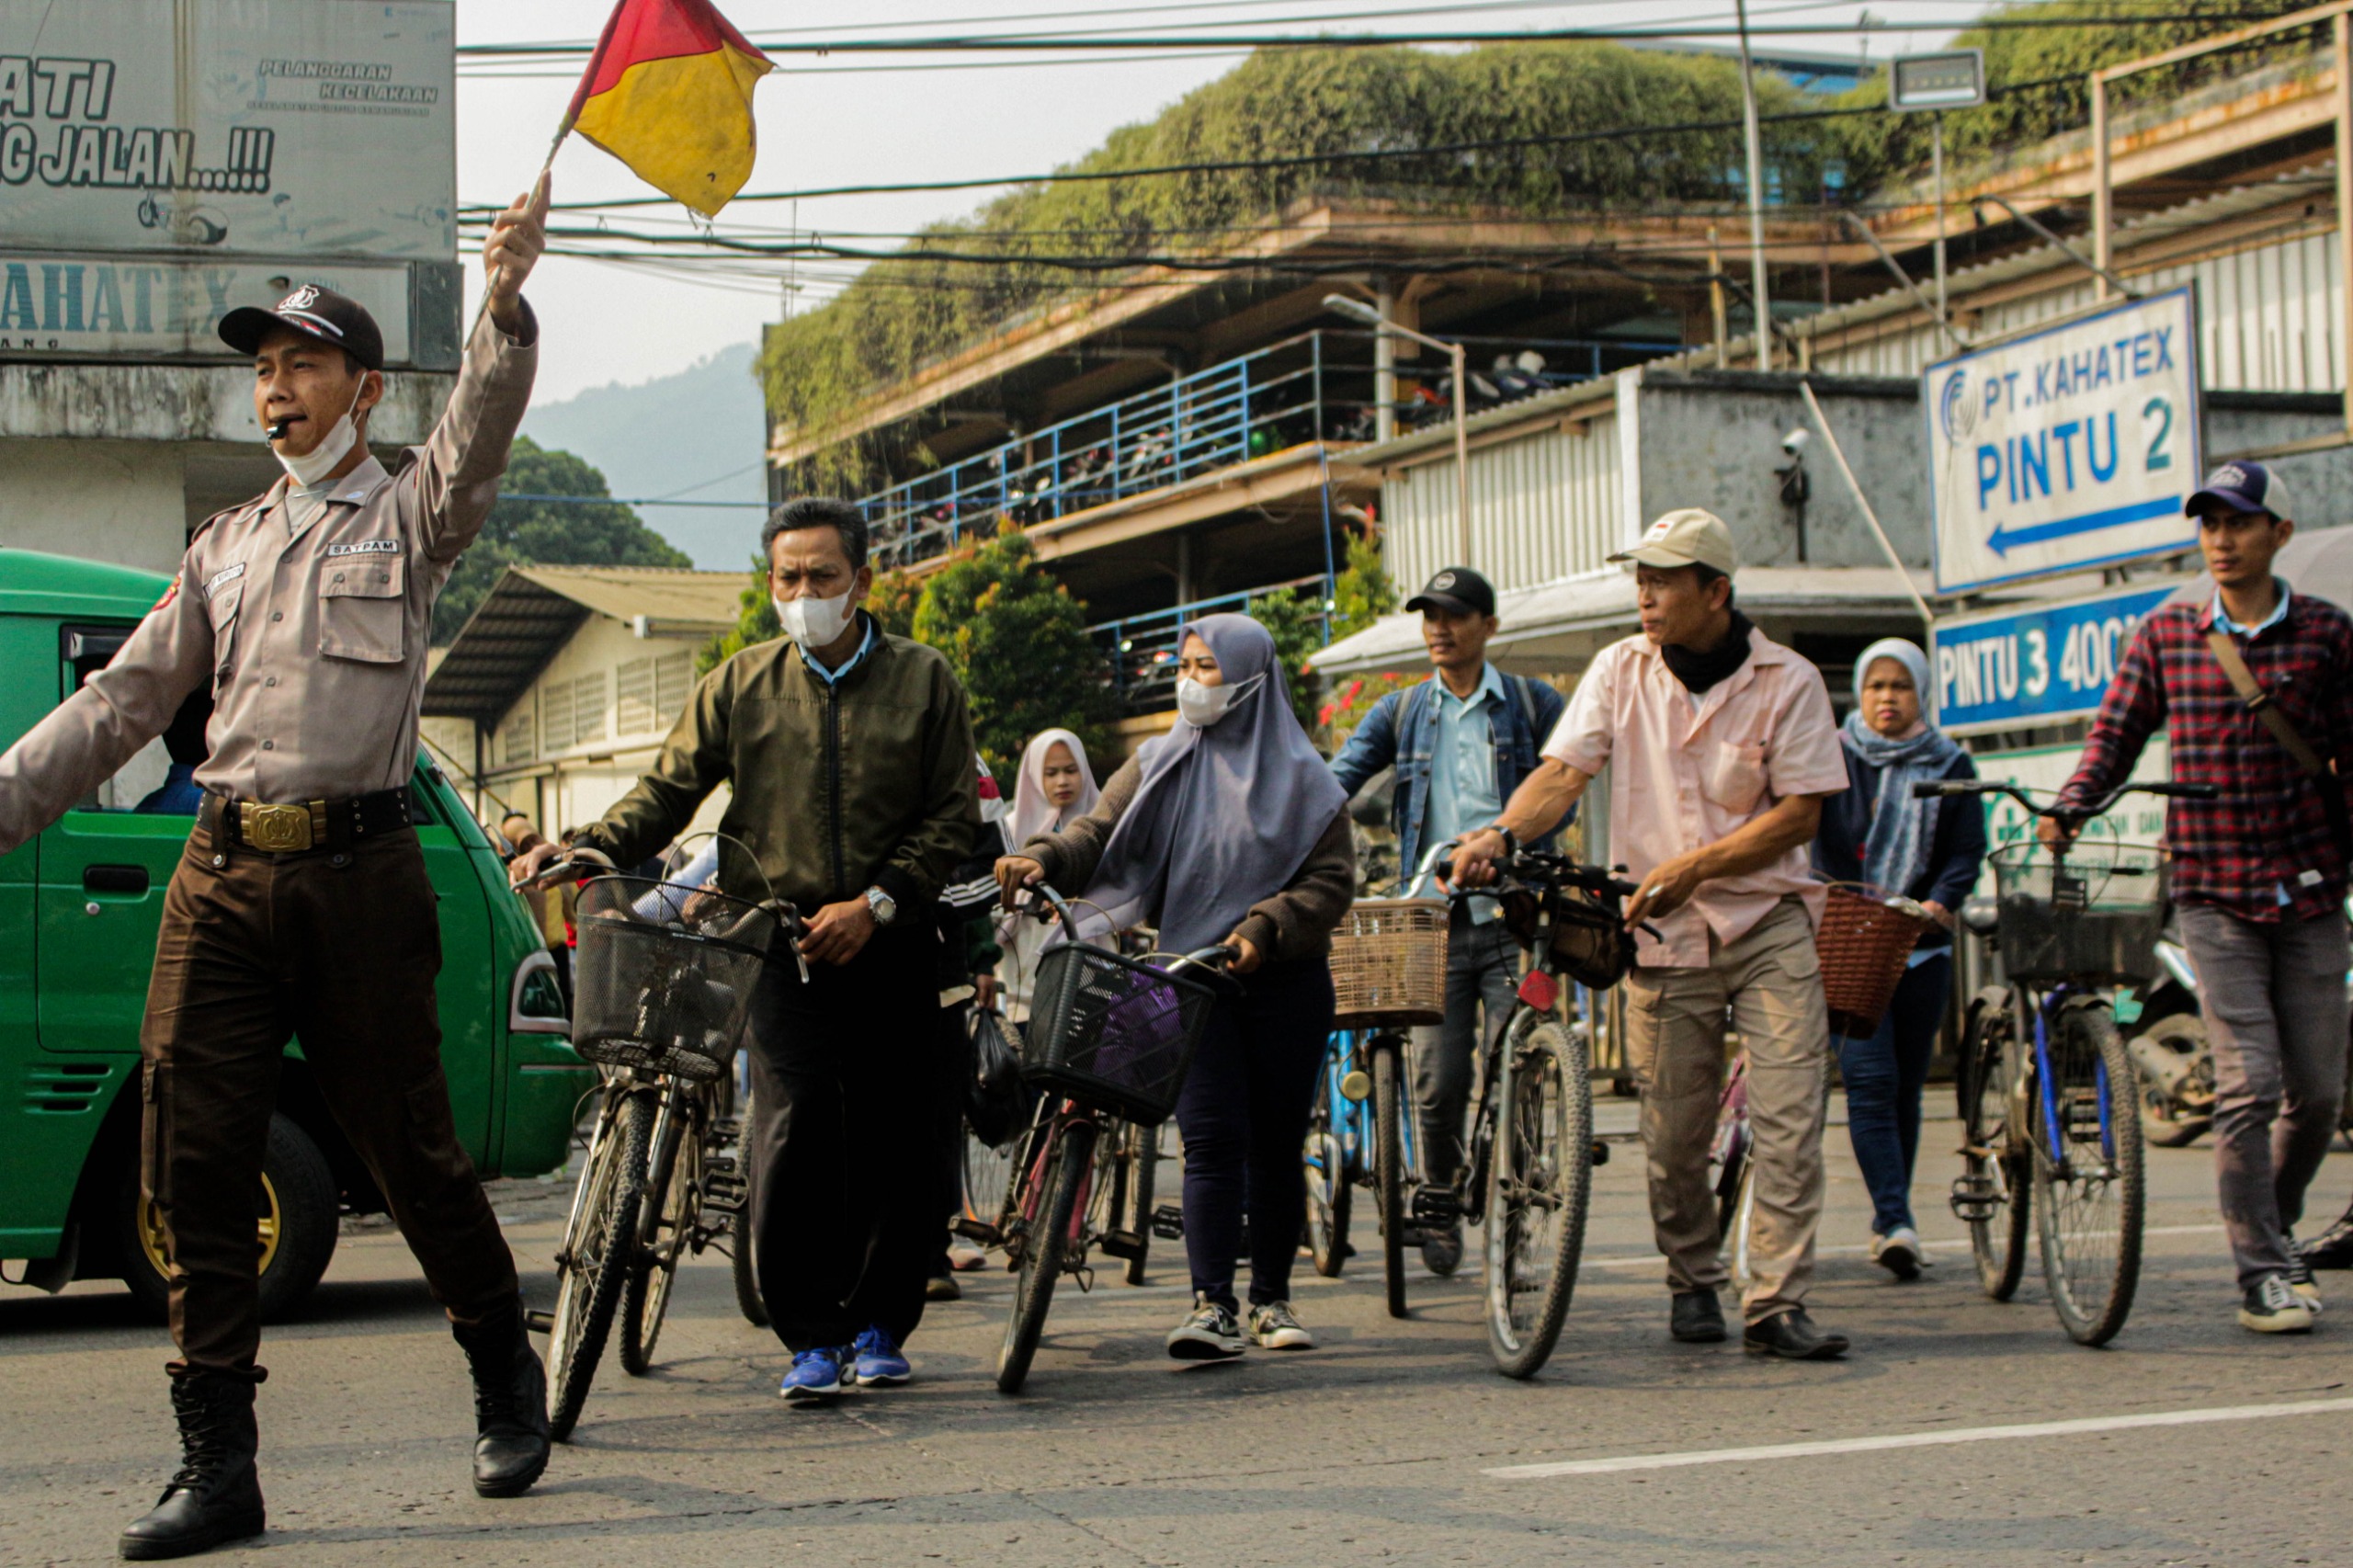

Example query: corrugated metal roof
[422,565,747,723]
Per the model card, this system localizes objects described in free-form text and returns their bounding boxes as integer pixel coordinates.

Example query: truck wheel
[119,1114,341,1324]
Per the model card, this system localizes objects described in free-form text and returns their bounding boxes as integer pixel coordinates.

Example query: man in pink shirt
[1454,509,1852,1359]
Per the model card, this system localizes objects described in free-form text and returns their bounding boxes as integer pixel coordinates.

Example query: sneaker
[2285,1243,2324,1315]
[925,1272,961,1302]
[779,1346,847,1400]
[2239,1274,2317,1335]
[948,1236,989,1272]
[851,1325,912,1386]
[1871,1226,1923,1282]
[1248,1301,1314,1350]
[1165,1294,1246,1361]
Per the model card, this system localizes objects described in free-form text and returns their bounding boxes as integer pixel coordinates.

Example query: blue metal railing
[851,329,1678,572]
[1089,576,1330,712]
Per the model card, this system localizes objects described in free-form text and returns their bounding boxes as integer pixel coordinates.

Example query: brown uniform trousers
[141,820,517,1374]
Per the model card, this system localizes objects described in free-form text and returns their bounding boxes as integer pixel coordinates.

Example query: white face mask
[1176,672,1263,728]
[272,376,367,489]
[774,590,857,651]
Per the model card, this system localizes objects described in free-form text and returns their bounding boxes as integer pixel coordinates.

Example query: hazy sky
[455,1,1973,405]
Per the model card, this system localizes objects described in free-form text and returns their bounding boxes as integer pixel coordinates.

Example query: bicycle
[1426,848,1640,1378]
[1919,777,2216,1346]
[1302,1028,1419,1290]
[989,883,1233,1394]
[527,862,799,1438]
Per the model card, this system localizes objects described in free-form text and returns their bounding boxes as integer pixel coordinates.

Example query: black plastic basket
[1988,842,2168,985]
[570,875,779,1082]
[1021,943,1220,1125]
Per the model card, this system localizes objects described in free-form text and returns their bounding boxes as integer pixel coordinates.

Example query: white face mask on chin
[774,590,857,651]
[272,378,367,489]
[1176,672,1263,728]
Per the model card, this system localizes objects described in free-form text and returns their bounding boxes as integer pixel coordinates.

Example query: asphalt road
[6,1112,2351,1568]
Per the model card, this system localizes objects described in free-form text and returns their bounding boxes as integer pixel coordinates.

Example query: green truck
[0,548,588,1318]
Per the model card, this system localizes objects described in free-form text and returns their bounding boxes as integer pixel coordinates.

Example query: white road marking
[1485,1396,2353,1480]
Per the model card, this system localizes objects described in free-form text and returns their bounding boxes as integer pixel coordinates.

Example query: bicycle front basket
[1022,943,1221,1125]
[570,875,779,1081]
[1987,842,2168,985]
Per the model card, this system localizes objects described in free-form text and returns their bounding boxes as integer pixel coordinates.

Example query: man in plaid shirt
[2054,460,2353,1334]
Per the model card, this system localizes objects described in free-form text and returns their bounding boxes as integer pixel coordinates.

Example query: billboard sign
[1929,583,2177,737]
[1927,289,2201,596]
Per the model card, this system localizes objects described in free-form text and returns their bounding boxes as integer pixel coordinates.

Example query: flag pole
[468,119,573,337]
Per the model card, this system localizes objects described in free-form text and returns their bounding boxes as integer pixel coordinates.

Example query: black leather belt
[197,787,413,854]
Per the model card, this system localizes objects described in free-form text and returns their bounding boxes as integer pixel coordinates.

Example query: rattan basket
[1328,898,1450,1029]
[1816,883,1925,1038]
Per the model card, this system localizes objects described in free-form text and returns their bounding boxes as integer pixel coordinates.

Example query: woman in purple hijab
[999,614,1355,1359]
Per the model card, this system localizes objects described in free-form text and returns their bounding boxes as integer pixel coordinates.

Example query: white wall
[0,437,186,573]
[1384,398,1626,597]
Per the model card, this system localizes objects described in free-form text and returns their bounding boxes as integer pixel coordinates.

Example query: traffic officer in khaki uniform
[0,179,554,1562]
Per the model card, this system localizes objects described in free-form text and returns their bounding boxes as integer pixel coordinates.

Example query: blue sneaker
[779,1346,846,1401]
[851,1325,911,1386]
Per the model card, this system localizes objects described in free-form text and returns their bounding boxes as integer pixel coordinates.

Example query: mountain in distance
[520,342,767,569]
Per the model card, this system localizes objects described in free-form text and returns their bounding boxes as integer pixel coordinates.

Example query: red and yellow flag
[564,0,771,218]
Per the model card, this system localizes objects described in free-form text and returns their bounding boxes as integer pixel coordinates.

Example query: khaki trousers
[1621,896,1829,1323]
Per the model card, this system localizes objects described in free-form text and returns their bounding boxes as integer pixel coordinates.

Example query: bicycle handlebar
[1909,778,2219,820]
[1431,850,1642,901]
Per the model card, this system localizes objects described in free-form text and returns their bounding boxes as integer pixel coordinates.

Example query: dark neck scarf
[1662,609,1756,694]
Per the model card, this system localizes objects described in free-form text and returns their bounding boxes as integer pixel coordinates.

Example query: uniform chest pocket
[1701,739,1768,813]
[319,558,406,664]
[205,582,243,690]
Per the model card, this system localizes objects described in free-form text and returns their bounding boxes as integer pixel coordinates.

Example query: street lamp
[1324,292,1471,567]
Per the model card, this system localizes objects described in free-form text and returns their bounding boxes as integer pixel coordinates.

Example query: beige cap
[1608,507,1738,575]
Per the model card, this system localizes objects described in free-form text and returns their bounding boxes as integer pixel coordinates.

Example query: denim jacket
[1329,667,1570,880]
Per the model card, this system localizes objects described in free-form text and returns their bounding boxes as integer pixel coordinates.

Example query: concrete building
[421,565,744,842]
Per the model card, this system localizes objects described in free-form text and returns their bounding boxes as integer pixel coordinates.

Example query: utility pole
[1733,0,1772,370]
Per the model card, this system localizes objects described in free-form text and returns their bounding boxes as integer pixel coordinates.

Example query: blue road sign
[1929,584,2178,735]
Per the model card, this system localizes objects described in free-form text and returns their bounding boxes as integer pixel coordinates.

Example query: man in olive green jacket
[517,497,980,1396]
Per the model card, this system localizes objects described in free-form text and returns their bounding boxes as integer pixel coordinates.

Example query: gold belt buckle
[241,801,314,853]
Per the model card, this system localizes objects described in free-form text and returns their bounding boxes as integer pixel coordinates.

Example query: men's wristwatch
[863,885,897,926]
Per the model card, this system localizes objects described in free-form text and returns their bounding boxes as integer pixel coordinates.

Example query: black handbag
[962,1006,1029,1148]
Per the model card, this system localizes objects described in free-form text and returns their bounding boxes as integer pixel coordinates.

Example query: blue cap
[2186,460,2290,522]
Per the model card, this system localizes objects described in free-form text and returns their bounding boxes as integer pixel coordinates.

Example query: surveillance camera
[1781,428,1811,455]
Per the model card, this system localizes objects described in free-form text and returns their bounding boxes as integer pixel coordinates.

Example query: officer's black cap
[218,283,385,372]
[1404,566,1497,619]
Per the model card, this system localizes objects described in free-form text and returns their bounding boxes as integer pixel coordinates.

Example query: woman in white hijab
[996,730,1104,1019]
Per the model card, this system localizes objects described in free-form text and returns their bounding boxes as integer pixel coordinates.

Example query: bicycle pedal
[710,1117,743,1142]
[523,1308,554,1335]
[1151,1203,1186,1240]
[1411,1187,1462,1226]
[951,1216,1002,1246]
[1098,1229,1146,1261]
[1948,1173,2000,1223]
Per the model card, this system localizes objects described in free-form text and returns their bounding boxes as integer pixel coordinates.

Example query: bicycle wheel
[2034,1001,2145,1346]
[996,1119,1095,1394]
[1957,994,2029,1301]
[1120,1122,1157,1288]
[620,1095,700,1376]
[727,1082,768,1326]
[1484,1010,1595,1379]
[546,1087,654,1441]
[1371,1037,1409,1319]
[1304,1075,1352,1278]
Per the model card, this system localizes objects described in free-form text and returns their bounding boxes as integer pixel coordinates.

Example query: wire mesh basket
[1814,883,1925,1038]
[1022,943,1222,1125]
[1988,842,2170,985]
[569,875,779,1081]
[1328,898,1450,1029]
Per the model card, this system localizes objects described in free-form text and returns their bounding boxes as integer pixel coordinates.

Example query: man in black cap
[1329,566,1565,1271]
[2051,459,2353,1334]
[0,179,553,1558]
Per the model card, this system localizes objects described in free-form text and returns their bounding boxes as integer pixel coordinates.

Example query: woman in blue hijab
[999,614,1354,1359]
[1813,639,1986,1280]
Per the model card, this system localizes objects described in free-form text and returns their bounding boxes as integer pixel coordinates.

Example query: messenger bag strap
[2206,630,2351,859]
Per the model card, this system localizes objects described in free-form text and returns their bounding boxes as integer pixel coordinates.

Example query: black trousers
[745,924,947,1352]
[1171,955,1336,1312]
[142,824,517,1375]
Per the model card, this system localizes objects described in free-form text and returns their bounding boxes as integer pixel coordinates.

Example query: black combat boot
[119,1369,267,1561]
[451,1300,551,1498]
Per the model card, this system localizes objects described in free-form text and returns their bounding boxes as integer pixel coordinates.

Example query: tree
[912,531,1117,778]
[434,437,692,644]
[1245,585,1328,738]
[697,553,779,676]
[866,569,925,638]
[1329,523,1395,641]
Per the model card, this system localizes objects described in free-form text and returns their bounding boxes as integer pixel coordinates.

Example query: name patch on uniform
[203,562,246,597]
[326,539,401,558]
